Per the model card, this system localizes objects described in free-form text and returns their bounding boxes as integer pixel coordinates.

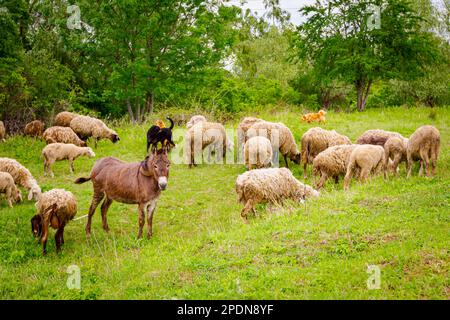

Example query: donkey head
[140,146,170,190]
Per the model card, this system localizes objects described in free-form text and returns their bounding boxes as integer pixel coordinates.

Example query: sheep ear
[28,190,34,201]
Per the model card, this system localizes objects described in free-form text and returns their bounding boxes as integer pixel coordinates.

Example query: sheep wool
[43,126,87,147]
[0,171,22,207]
[54,111,79,127]
[24,120,45,137]
[0,120,5,141]
[384,136,409,175]
[186,115,207,129]
[406,125,440,177]
[36,189,77,224]
[42,143,95,177]
[244,136,273,170]
[357,129,404,146]
[70,115,119,147]
[0,157,41,200]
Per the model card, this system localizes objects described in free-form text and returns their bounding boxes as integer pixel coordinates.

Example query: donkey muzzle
[158,177,168,190]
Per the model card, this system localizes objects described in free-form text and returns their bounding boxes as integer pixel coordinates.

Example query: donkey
[75,147,170,239]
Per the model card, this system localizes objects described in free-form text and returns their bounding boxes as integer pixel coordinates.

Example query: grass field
[0,106,448,300]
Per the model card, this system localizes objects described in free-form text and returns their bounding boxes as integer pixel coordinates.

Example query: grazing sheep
[357,129,404,146]
[31,189,77,255]
[186,115,207,129]
[42,143,95,177]
[43,126,87,147]
[244,136,273,170]
[237,117,263,162]
[24,120,45,137]
[384,136,409,176]
[247,121,300,168]
[343,145,386,190]
[70,115,119,148]
[0,157,41,200]
[75,148,170,239]
[406,125,440,178]
[301,127,352,179]
[54,111,79,127]
[185,121,233,167]
[235,168,319,222]
[0,120,6,141]
[0,172,22,207]
[312,144,358,190]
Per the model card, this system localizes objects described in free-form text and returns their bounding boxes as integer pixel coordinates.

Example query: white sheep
[0,157,41,200]
[42,143,95,177]
[70,115,119,148]
[244,136,273,170]
[0,172,22,207]
[235,168,319,222]
[186,115,207,129]
[0,120,6,141]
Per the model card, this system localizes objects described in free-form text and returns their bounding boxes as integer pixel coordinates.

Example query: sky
[227,0,316,25]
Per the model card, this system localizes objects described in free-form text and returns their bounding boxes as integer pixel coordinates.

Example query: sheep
[43,126,87,147]
[343,145,386,190]
[357,129,404,146]
[54,111,79,127]
[301,127,352,179]
[247,121,300,168]
[406,125,440,178]
[235,168,319,222]
[186,115,207,129]
[42,143,95,177]
[31,189,77,255]
[312,144,358,190]
[384,136,409,176]
[237,117,263,162]
[70,115,120,148]
[185,121,233,167]
[244,136,273,170]
[0,172,22,207]
[0,120,5,141]
[0,157,41,200]
[24,120,45,137]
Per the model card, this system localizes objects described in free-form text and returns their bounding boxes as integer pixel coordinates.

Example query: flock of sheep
[0,111,442,254]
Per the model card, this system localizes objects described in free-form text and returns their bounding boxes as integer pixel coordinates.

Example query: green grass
[0,106,448,299]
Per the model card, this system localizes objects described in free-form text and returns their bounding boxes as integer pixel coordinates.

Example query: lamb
[357,129,404,146]
[406,125,440,178]
[42,143,95,177]
[244,136,273,170]
[384,136,409,176]
[343,145,386,190]
[54,111,79,127]
[301,127,352,179]
[235,168,319,222]
[0,172,22,208]
[186,115,207,129]
[43,126,87,147]
[31,189,77,255]
[24,120,45,137]
[312,144,358,190]
[185,121,233,166]
[70,115,120,148]
[0,157,41,200]
[247,121,300,168]
[237,117,263,162]
[0,120,6,141]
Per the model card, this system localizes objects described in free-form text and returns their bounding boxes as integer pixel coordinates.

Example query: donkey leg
[137,204,146,239]
[85,191,104,237]
[100,197,113,232]
[146,200,157,238]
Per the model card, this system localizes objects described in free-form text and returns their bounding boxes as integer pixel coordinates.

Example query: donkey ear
[151,145,157,155]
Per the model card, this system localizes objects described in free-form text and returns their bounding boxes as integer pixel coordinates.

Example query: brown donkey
[75,147,170,239]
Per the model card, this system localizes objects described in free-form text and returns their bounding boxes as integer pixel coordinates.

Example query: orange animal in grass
[301,110,327,124]
[155,119,166,128]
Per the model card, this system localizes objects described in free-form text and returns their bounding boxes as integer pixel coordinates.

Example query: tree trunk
[356,79,372,112]
[127,98,136,124]
[145,91,154,117]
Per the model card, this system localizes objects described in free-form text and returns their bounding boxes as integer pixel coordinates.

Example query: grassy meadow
[0,106,448,299]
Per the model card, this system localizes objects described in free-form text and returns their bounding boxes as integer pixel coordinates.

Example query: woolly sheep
[0,120,5,141]
[235,168,319,222]
[31,189,77,254]
[24,120,45,137]
[312,144,358,190]
[244,136,273,170]
[301,127,351,179]
[186,115,207,129]
[406,125,440,178]
[384,136,409,176]
[185,121,233,166]
[0,157,41,200]
[43,126,87,147]
[70,115,119,148]
[343,145,386,190]
[357,129,404,146]
[237,117,263,162]
[54,111,79,127]
[0,172,22,207]
[42,143,95,177]
[247,121,300,168]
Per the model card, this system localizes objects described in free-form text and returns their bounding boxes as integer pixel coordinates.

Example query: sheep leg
[146,200,157,238]
[240,199,254,224]
[283,154,289,168]
[406,153,413,178]
[334,176,339,184]
[41,219,49,255]
[55,226,65,253]
[303,162,308,180]
[360,167,370,183]
[100,197,113,232]
[420,149,431,177]
[419,160,424,176]
[94,137,98,149]
[69,158,75,173]
[137,204,146,239]
[85,192,105,237]
[316,172,328,190]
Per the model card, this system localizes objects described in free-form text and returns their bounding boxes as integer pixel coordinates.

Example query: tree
[294,0,441,111]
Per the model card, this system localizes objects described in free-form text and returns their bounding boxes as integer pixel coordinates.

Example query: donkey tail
[75,177,91,184]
